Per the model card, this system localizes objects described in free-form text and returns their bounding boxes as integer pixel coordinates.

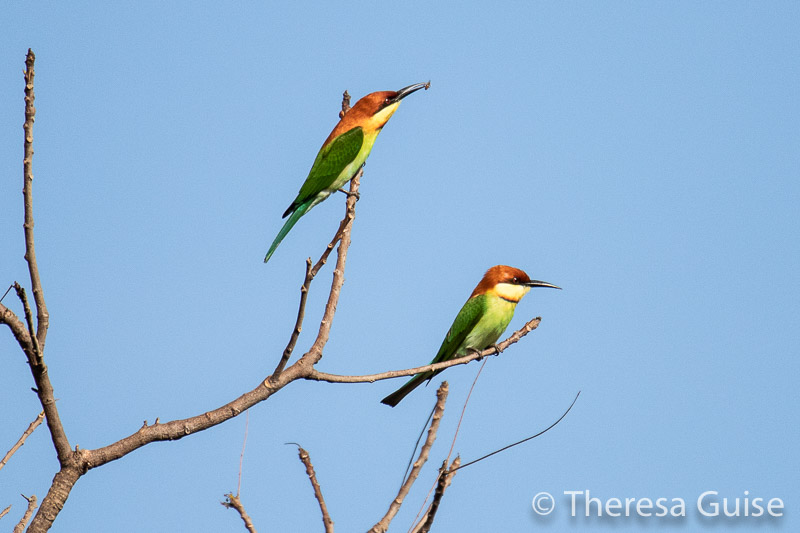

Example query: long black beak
[524,280,562,290]
[392,81,430,103]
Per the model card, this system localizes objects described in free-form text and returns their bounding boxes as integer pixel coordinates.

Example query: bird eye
[512,277,518,284]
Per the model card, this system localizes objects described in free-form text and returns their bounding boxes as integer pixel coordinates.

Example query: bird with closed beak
[381,265,560,407]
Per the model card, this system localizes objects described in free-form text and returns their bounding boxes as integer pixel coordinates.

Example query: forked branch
[369,382,449,533]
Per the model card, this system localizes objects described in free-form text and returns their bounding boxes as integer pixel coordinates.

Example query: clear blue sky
[2,2,798,532]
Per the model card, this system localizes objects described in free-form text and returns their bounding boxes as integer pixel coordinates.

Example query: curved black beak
[392,81,430,103]
[524,280,562,290]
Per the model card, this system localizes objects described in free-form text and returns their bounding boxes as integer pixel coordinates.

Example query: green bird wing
[285,126,364,216]
[431,294,487,365]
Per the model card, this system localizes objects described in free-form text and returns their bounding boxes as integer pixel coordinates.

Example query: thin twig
[446,359,487,461]
[22,49,49,351]
[307,317,542,384]
[294,170,361,370]
[338,90,351,118]
[272,196,357,379]
[0,412,45,472]
[13,283,40,359]
[271,89,359,380]
[369,382,449,533]
[222,493,257,533]
[453,391,581,472]
[0,300,33,354]
[272,259,313,378]
[409,359,488,527]
[13,494,37,533]
[415,456,460,533]
[292,445,334,533]
[237,410,249,497]
[0,285,13,303]
[26,89,364,533]
[18,50,72,467]
[402,407,435,486]
[0,505,11,520]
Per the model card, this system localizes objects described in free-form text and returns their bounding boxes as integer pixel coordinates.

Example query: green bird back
[266,126,364,263]
[283,126,364,218]
[380,295,487,407]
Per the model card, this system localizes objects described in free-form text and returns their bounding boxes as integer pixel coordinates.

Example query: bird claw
[337,188,361,200]
[468,347,484,360]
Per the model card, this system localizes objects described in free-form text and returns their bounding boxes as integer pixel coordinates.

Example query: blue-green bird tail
[380,371,435,407]
[264,202,311,263]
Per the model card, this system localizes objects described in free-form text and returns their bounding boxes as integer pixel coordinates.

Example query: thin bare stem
[25,83,363,533]
[237,410,249,497]
[293,445,334,533]
[338,90,351,118]
[13,283,40,359]
[307,317,542,384]
[0,301,33,354]
[15,52,72,469]
[272,194,357,379]
[222,493,257,533]
[0,412,44,472]
[271,88,358,379]
[453,391,581,472]
[22,49,49,351]
[294,170,361,370]
[369,382,449,533]
[13,495,37,533]
[446,359,487,461]
[414,456,460,533]
[409,359,488,527]
[0,505,11,520]
[272,259,313,378]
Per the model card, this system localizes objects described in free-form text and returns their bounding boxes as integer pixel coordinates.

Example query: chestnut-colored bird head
[471,265,561,302]
[325,82,429,144]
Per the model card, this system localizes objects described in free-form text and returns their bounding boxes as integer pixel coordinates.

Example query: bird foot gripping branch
[263,82,430,263]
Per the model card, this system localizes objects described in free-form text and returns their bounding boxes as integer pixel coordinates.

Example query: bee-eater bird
[381,265,560,407]
[264,82,430,263]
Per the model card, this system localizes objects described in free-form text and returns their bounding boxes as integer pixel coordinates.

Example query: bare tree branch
[13,283,40,358]
[338,90,351,118]
[0,411,44,472]
[0,505,11,520]
[294,171,360,371]
[272,259,313,378]
[16,51,73,468]
[13,494,36,533]
[272,183,359,379]
[222,493,257,533]
[369,382,448,533]
[22,49,49,350]
[272,89,358,379]
[4,56,556,532]
[23,102,363,533]
[307,317,542,384]
[414,456,460,533]
[292,445,334,533]
[0,301,33,353]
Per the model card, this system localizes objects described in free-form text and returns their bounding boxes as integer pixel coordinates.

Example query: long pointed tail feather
[380,371,433,407]
[264,202,311,263]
